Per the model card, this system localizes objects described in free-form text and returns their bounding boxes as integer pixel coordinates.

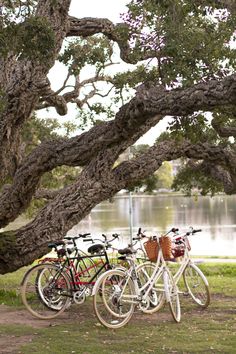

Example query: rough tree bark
[0,1,236,273]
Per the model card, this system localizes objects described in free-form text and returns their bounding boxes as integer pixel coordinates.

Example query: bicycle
[171,227,210,308]
[92,231,181,329]
[137,227,210,311]
[138,227,210,313]
[20,233,120,319]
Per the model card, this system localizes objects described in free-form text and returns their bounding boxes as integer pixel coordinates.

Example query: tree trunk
[0,1,236,274]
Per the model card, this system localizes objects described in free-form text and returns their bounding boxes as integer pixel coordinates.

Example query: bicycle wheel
[74,256,99,284]
[183,263,210,308]
[136,262,165,314]
[163,268,181,323]
[93,269,135,329]
[21,263,71,319]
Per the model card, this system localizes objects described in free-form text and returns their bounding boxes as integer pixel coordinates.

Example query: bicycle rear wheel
[93,269,135,329]
[21,263,71,319]
[136,262,165,314]
[74,251,98,280]
[163,268,181,323]
[183,263,210,308]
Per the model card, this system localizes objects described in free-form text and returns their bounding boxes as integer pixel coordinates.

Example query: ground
[0,293,235,354]
[0,263,236,353]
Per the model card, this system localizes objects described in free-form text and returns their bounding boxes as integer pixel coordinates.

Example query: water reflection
[69,195,236,257]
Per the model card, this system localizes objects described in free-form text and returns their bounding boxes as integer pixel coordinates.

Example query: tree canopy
[0,0,236,273]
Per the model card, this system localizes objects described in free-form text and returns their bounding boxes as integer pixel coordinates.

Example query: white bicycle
[136,227,210,310]
[93,232,180,329]
[172,227,210,308]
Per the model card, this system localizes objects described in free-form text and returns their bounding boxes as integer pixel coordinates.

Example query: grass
[197,262,236,277]
[192,255,236,259]
[0,263,236,353]
[0,266,28,306]
[17,313,236,354]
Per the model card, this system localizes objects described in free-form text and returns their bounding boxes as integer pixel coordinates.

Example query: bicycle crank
[139,297,150,311]
[73,290,86,304]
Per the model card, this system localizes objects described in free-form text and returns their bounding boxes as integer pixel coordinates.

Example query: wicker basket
[144,238,158,262]
[144,236,173,262]
[160,236,173,260]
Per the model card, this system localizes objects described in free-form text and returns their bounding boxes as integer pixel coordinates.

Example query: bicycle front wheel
[163,269,181,323]
[21,263,71,319]
[183,263,210,308]
[136,262,165,314]
[93,269,135,329]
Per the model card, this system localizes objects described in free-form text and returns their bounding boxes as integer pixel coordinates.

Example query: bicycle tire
[183,263,210,308]
[93,269,135,329]
[21,263,71,319]
[163,268,181,323]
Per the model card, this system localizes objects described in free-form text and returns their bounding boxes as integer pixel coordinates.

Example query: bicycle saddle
[118,248,134,255]
[87,244,104,254]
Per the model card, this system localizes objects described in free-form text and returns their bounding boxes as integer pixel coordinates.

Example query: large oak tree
[0,0,236,274]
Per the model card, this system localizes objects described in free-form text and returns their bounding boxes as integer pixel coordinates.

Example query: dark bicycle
[20,233,120,319]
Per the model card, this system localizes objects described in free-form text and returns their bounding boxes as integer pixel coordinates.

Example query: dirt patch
[0,304,92,353]
[0,304,71,328]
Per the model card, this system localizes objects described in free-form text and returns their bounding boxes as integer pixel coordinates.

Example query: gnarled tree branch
[211,117,236,138]
[1,73,236,228]
[67,17,161,64]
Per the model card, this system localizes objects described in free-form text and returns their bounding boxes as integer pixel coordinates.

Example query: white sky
[69,0,128,21]
[41,0,167,145]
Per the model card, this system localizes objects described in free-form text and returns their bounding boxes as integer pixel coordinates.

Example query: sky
[42,0,167,145]
[69,0,128,21]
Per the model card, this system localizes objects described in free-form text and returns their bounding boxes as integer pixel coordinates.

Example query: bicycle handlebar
[193,229,202,233]
[186,228,202,236]
[136,227,147,239]
[82,233,119,247]
[64,233,91,241]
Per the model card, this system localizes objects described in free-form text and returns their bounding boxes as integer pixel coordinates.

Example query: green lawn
[0,263,235,354]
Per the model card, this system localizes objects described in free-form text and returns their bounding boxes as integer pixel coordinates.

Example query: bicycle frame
[171,234,209,295]
[61,251,112,290]
[102,238,168,306]
[173,239,191,284]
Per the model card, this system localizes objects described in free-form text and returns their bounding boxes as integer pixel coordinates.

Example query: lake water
[68,194,236,257]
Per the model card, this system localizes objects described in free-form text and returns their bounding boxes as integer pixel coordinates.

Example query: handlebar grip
[193,229,202,233]
[64,236,72,240]
[132,237,140,241]
[83,238,93,242]
[137,227,142,235]
[171,228,179,233]
[79,233,91,238]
